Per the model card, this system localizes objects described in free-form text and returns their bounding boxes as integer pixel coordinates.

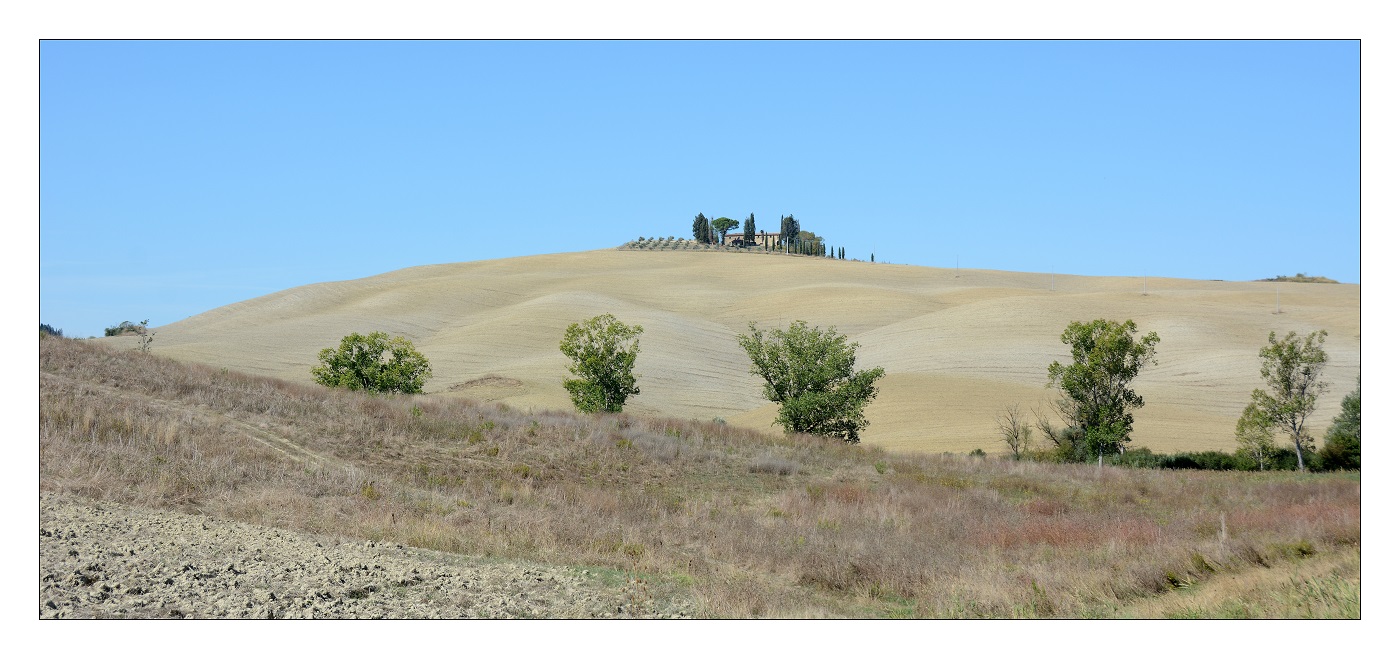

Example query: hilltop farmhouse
[722,230,781,248]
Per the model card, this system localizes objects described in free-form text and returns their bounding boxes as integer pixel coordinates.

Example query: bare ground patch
[39,492,694,619]
[447,375,525,392]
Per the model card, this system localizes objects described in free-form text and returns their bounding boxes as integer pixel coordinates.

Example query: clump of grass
[750,455,800,475]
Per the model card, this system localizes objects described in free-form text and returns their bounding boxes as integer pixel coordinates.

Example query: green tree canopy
[105,320,142,337]
[1319,377,1359,470]
[560,313,643,413]
[711,217,739,244]
[1246,329,1329,471]
[312,331,432,394]
[1046,319,1160,461]
[1234,401,1276,471]
[737,320,884,443]
[693,213,711,243]
[780,215,799,249]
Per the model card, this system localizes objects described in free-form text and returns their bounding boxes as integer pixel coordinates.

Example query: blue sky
[40,40,1360,338]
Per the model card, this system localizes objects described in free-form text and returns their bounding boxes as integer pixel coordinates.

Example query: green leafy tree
[743,214,756,246]
[693,213,711,244]
[560,313,643,413]
[795,230,823,257]
[711,217,739,245]
[779,215,800,251]
[1234,402,1276,470]
[737,320,885,443]
[1244,330,1328,471]
[1046,319,1160,462]
[1319,377,1360,470]
[105,320,142,337]
[312,331,432,394]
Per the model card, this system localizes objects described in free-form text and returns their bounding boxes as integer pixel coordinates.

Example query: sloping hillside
[124,249,1360,454]
[39,337,1362,618]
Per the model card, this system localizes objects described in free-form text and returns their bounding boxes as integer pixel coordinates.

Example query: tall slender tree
[1243,330,1329,471]
[1046,319,1160,463]
[743,214,756,246]
[782,215,800,247]
[693,213,710,243]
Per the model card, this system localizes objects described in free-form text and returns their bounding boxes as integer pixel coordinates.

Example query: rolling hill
[124,248,1360,454]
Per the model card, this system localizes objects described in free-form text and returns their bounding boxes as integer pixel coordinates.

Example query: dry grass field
[39,337,1361,618]
[121,248,1360,455]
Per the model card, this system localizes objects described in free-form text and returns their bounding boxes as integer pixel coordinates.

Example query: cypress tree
[693,213,710,243]
[743,213,756,246]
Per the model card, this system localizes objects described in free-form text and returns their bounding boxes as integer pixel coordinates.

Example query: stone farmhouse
[722,230,783,248]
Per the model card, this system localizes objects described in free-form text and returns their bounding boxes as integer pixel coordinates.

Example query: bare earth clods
[39,493,693,619]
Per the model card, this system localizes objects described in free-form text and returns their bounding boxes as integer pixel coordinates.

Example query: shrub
[1318,378,1360,471]
[104,321,142,337]
[134,320,155,353]
[40,323,63,338]
[1106,447,1164,469]
[311,331,432,394]
[1156,451,1244,471]
[1319,432,1360,471]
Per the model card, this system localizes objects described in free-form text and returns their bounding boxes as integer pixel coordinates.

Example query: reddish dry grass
[39,337,1361,618]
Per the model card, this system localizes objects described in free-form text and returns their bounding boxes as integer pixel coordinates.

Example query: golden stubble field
[129,249,1360,455]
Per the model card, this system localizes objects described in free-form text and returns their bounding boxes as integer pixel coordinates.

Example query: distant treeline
[1260,273,1339,284]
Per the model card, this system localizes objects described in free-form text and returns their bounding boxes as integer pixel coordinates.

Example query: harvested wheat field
[123,248,1360,455]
